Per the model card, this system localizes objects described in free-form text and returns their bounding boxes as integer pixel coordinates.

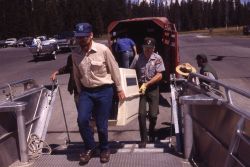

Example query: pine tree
[85,0,104,36]
[219,0,227,27]
[212,0,221,27]
[228,0,234,26]
[180,0,191,31]
[174,0,181,30]
[191,0,203,29]
[234,0,242,26]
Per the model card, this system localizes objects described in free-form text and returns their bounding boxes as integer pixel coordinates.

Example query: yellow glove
[139,83,147,95]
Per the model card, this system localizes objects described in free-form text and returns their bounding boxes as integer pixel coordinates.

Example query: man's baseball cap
[74,23,92,37]
[143,37,155,48]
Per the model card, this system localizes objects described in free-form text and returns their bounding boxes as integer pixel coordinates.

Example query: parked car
[29,36,59,61]
[55,31,74,52]
[243,25,250,35]
[0,40,7,48]
[16,37,33,47]
[5,38,17,47]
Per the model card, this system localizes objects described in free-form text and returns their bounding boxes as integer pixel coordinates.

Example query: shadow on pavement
[155,122,174,140]
[27,57,55,63]
[159,94,171,107]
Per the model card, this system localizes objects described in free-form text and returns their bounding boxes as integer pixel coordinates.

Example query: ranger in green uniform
[130,37,165,148]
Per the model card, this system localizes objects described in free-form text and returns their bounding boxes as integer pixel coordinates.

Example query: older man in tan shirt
[71,23,125,165]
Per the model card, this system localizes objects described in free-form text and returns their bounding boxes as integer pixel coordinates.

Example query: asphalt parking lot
[1,34,250,145]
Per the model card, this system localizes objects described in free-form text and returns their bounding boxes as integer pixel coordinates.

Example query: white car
[5,38,17,47]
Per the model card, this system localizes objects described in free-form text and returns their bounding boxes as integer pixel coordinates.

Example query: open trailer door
[107,17,179,126]
[108,17,179,90]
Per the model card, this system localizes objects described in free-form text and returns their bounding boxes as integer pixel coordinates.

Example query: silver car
[5,38,17,47]
[29,36,59,61]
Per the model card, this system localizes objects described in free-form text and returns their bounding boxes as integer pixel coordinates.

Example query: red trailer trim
[108,17,171,33]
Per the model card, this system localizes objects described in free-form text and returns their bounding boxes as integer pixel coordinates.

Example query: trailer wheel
[55,45,60,53]
[52,53,56,60]
[33,55,38,62]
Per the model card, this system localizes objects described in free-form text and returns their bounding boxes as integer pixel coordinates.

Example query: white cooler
[116,68,140,126]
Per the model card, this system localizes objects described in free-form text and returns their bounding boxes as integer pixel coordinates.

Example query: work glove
[139,83,147,95]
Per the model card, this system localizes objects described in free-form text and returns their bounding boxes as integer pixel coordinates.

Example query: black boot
[138,114,148,148]
[138,114,148,142]
[149,117,157,143]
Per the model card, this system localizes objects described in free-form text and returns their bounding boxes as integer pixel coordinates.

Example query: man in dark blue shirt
[114,37,137,68]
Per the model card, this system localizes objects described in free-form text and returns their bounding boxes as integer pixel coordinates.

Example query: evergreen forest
[0,0,249,38]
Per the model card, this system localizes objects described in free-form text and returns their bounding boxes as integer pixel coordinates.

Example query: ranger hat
[74,23,92,37]
[176,63,197,77]
[143,37,155,48]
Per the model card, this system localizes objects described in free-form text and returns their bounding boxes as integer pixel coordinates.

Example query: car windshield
[22,37,33,41]
[37,36,46,41]
[6,39,15,41]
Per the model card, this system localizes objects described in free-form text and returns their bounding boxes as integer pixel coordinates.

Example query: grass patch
[180,26,249,37]
[97,26,249,39]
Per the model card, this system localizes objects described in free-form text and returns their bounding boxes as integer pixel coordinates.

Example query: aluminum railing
[0,101,28,163]
[173,73,250,167]
[0,79,57,167]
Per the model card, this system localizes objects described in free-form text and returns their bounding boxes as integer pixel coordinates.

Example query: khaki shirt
[131,52,165,84]
[71,41,122,93]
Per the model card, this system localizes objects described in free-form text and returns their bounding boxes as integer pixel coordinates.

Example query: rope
[28,134,52,160]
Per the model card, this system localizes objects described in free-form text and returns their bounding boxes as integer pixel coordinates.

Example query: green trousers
[138,86,159,142]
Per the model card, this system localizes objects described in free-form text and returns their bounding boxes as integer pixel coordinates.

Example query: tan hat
[176,63,196,76]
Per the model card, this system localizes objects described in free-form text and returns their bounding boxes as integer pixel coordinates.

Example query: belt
[82,84,112,92]
[120,50,133,53]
